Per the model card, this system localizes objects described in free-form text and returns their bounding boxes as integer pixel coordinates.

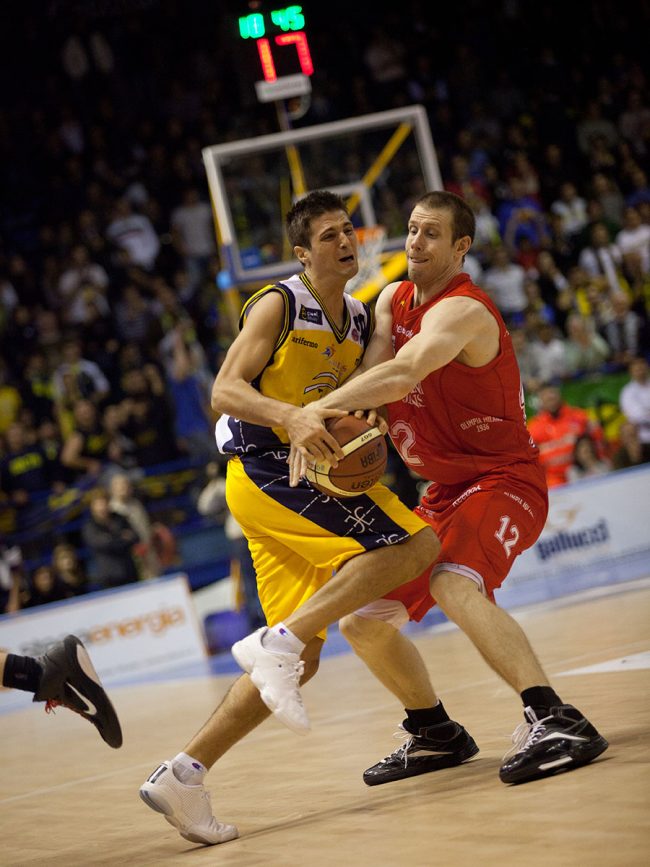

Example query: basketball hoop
[345,225,387,295]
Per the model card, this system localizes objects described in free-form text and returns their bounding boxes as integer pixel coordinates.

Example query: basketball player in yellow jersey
[140,190,440,847]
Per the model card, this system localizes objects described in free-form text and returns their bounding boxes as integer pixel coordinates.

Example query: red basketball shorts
[382,462,548,622]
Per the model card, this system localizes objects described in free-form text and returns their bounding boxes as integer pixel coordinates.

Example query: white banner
[498,465,650,605]
[0,574,207,711]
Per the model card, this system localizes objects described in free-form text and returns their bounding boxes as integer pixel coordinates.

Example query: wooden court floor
[2,581,649,867]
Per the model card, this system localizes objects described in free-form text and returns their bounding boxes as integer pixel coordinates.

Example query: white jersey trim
[352,597,410,629]
[432,561,487,595]
[215,414,233,454]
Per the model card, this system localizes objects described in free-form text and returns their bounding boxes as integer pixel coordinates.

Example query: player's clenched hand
[284,405,347,466]
[353,408,389,435]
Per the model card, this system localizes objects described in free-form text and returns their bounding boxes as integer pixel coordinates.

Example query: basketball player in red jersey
[250,191,608,786]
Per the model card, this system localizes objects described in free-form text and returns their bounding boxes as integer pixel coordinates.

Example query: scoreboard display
[237,4,314,83]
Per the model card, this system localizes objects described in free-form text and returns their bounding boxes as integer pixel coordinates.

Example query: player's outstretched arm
[318,295,492,413]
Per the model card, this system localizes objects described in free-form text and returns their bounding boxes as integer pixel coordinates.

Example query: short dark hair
[414,190,476,243]
[286,190,349,249]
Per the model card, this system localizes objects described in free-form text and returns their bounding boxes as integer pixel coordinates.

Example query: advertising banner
[498,465,650,606]
[0,574,207,712]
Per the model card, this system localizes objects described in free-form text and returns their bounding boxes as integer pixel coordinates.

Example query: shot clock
[237,4,314,97]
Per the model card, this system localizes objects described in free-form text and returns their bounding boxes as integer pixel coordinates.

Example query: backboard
[202,104,443,297]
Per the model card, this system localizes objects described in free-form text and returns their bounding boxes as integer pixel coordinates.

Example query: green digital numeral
[239,12,265,39]
[270,6,305,32]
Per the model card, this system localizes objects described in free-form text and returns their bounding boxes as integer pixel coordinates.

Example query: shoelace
[44,697,96,728]
[201,789,232,834]
[378,726,414,768]
[503,707,553,760]
[195,784,220,827]
[271,658,306,705]
[45,697,87,721]
[278,658,304,679]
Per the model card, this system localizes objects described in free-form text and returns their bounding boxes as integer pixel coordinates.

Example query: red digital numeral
[256,30,314,82]
[256,38,277,82]
[275,31,314,76]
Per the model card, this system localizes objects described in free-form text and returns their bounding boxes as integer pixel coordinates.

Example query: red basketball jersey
[387,274,539,485]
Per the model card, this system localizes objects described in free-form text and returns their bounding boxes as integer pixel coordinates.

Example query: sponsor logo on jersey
[304,371,338,395]
[460,414,503,432]
[395,323,415,339]
[291,335,319,349]
[452,484,482,508]
[504,489,535,518]
[299,305,323,324]
[322,345,335,358]
[403,381,425,407]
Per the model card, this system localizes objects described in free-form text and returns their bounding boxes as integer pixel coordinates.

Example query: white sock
[171,752,207,786]
[261,623,305,654]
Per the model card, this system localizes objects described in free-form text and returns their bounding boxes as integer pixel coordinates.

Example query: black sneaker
[363,720,479,786]
[499,705,608,785]
[34,635,123,749]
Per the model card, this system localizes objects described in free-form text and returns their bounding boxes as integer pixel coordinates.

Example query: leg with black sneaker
[338,614,478,785]
[0,636,123,748]
[500,698,609,785]
[430,571,608,784]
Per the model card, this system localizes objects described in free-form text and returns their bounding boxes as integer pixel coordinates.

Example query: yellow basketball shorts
[225,453,428,638]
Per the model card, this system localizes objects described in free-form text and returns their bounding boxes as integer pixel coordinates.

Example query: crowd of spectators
[2,0,650,613]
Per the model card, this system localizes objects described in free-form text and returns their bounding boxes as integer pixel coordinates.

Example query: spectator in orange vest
[527,383,604,487]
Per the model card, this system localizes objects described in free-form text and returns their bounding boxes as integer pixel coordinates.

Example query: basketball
[304,415,388,498]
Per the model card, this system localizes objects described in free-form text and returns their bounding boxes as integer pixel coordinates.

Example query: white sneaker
[231,627,310,734]
[139,761,238,845]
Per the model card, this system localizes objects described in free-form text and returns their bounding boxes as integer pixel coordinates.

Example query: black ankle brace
[520,685,563,717]
[2,654,43,694]
[405,701,450,733]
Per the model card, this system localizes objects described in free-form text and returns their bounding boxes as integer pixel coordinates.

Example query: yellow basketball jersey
[216,273,373,454]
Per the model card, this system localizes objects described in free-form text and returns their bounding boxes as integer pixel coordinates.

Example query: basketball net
[345,225,387,295]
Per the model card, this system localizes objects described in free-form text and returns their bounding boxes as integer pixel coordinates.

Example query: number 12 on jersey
[495,515,519,558]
